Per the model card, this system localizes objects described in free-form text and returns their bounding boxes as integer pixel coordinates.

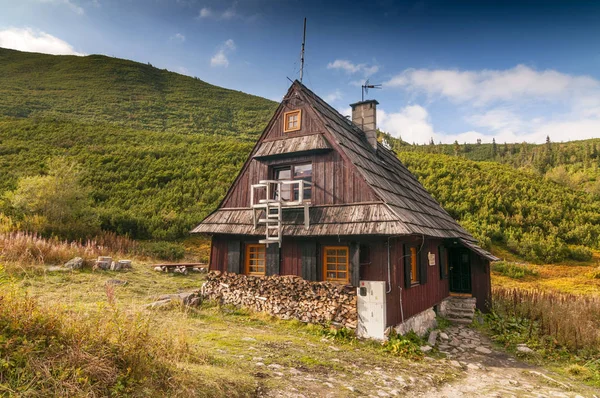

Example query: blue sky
[1,0,599,144]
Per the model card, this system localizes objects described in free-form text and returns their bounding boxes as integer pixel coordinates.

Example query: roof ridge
[295,80,475,243]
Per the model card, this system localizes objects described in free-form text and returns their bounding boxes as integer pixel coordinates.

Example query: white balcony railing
[250,179,311,246]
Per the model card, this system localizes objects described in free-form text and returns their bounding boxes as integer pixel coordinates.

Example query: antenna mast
[300,18,306,82]
[362,79,382,101]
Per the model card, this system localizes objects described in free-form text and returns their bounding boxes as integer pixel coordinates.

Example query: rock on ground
[64,257,83,270]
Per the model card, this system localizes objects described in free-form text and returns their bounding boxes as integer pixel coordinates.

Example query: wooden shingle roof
[254,133,331,159]
[192,81,497,261]
[297,82,476,241]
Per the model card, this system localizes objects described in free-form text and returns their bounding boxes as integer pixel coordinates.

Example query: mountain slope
[0,47,276,136]
[399,152,600,262]
[386,132,600,196]
[0,48,276,239]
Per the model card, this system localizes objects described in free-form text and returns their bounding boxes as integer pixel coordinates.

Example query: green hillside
[0,48,599,262]
[0,48,275,239]
[0,47,276,136]
[390,133,600,196]
[398,152,600,263]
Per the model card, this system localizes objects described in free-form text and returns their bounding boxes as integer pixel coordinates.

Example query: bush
[2,159,100,240]
[566,245,593,262]
[491,261,539,279]
[139,241,185,261]
[382,331,424,359]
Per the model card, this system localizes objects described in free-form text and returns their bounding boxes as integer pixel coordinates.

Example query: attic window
[284,110,301,132]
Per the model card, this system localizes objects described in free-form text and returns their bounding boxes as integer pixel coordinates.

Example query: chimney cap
[349,99,379,109]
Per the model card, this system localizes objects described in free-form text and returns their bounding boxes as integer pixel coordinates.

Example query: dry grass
[0,231,136,269]
[0,282,217,397]
[492,287,600,353]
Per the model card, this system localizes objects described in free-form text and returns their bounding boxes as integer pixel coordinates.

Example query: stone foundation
[393,307,437,337]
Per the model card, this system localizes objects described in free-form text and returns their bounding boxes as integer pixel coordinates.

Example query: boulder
[64,257,83,270]
[118,260,132,269]
[517,345,534,354]
[94,261,110,271]
[475,346,492,354]
[110,261,122,271]
[420,345,433,353]
[427,330,438,346]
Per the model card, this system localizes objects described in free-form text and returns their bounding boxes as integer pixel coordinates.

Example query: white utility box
[356,280,387,340]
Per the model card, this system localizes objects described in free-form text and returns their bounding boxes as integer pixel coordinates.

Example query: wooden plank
[349,242,360,287]
[266,244,280,276]
[227,239,241,273]
[301,241,317,281]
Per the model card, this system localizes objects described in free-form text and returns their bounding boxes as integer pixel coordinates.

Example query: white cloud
[324,90,343,103]
[37,0,84,15]
[0,27,84,56]
[386,65,599,106]
[378,105,436,144]
[171,33,185,42]
[327,59,379,77]
[223,39,235,50]
[199,7,213,18]
[380,64,600,144]
[197,3,255,21]
[210,51,228,67]
[466,108,527,134]
[176,66,190,75]
[210,39,236,68]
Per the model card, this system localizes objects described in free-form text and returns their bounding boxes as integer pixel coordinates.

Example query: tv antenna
[299,18,307,83]
[362,79,382,101]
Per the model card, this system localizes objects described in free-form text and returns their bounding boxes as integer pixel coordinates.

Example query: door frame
[448,247,472,294]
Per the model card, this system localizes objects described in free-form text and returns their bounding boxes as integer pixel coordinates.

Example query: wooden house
[192,80,498,330]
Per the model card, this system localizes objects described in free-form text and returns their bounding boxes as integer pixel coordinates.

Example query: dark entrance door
[449,248,471,293]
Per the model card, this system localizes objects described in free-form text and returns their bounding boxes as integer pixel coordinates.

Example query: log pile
[201,271,357,329]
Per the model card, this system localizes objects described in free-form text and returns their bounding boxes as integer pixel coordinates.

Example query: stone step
[446,307,475,316]
[446,312,474,321]
[445,304,476,312]
[446,317,473,324]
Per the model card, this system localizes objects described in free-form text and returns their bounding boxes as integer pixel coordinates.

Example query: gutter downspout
[387,236,404,323]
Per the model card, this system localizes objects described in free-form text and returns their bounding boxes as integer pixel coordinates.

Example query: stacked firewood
[201,271,357,329]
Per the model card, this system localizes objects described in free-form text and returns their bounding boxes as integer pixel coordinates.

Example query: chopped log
[200,271,357,329]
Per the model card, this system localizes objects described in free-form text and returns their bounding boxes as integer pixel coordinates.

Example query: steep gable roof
[193,81,497,260]
[296,81,474,241]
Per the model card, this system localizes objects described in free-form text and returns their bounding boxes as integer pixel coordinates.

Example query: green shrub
[491,261,539,279]
[566,364,593,380]
[567,245,593,262]
[139,241,185,261]
[382,331,424,359]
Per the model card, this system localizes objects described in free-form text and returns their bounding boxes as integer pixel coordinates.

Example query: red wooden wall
[471,255,492,312]
[360,237,450,326]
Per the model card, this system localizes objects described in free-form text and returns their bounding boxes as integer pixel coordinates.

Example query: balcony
[250,179,311,246]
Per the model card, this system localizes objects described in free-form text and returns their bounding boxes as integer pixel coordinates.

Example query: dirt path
[420,325,597,398]
[264,324,596,397]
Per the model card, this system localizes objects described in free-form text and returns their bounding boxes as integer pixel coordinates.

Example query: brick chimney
[350,100,379,150]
